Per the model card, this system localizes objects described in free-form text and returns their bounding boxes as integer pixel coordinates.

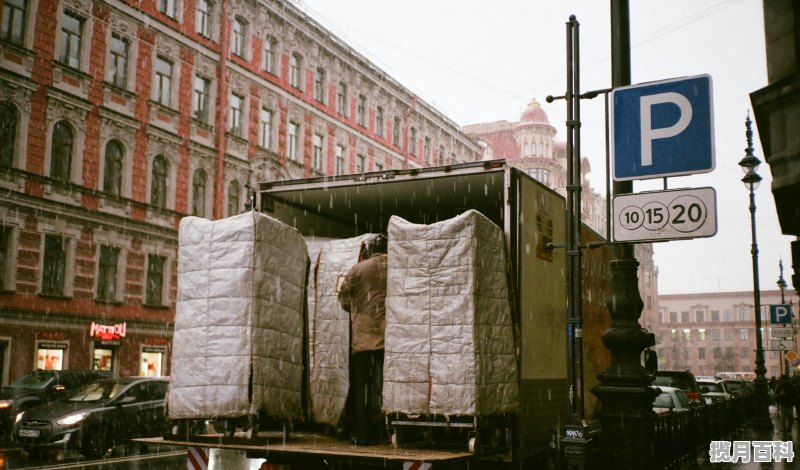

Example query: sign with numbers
[613,187,717,242]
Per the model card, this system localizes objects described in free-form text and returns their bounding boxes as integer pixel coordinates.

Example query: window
[50,121,73,183]
[192,76,210,122]
[150,155,168,209]
[698,347,705,359]
[314,67,325,103]
[423,136,431,163]
[438,145,445,165]
[103,140,123,197]
[263,36,275,74]
[153,56,173,107]
[741,347,749,359]
[0,101,17,168]
[528,168,550,185]
[712,347,721,359]
[682,329,690,342]
[259,108,272,149]
[289,53,302,89]
[337,82,347,116]
[711,329,720,341]
[393,117,401,147]
[195,0,211,38]
[1,0,26,46]
[698,329,706,341]
[740,329,748,340]
[357,95,366,127]
[157,0,176,18]
[724,330,734,341]
[146,254,165,306]
[106,32,129,89]
[335,144,345,175]
[192,169,206,217]
[42,234,68,296]
[409,127,417,155]
[0,226,13,290]
[312,134,323,171]
[228,93,244,137]
[287,121,299,161]
[58,10,83,69]
[711,310,720,322]
[356,154,365,173]
[723,310,732,321]
[375,106,384,137]
[231,17,246,57]
[97,245,119,302]
[738,308,749,322]
[680,311,689,323]
[725,347,734,357]
[695,310,705,323]
[227,180,240,217]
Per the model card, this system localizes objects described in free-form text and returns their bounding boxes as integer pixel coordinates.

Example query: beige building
[657,290,800,378]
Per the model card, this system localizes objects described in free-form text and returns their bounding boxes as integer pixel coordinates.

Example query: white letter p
[640,92,692,167]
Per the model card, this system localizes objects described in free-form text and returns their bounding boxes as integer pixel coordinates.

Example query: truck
[147,160,613,469]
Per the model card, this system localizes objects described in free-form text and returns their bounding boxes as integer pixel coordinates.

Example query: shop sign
[38,342,68,350]
[89,321,127,341]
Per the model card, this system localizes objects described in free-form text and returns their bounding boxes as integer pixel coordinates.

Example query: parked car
[697,379,733,403]
[722,378,755,398]
[0,370,109,438]
[14,376,169,459]
[652,386,693,415]
[653,370,703,404]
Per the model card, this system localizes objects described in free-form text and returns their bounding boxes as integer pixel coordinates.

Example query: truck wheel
[82,425,109,459]
[468,436,477,454]
[390,431,399,449]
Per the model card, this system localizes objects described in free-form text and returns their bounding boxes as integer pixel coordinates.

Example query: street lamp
[740,113,772,430]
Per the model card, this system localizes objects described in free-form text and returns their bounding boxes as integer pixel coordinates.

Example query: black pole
[591,1,657,467]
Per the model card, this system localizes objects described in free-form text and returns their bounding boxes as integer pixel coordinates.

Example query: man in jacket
[338,234,388,446]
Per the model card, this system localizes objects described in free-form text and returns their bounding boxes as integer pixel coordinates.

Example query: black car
[0,370,109,438]
[653,370,703,404]
[14,376,169,459]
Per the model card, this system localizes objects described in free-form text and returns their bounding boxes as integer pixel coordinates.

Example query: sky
[295,0,795,296]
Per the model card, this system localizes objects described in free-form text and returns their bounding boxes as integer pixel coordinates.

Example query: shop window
[1,0,26,47]
[0,101,18,168]
[103,140,124,196]
[50,121,74,183]
[97,245,120,302]
[146,254,165,306]
[140,349,164,377]
[192,169,207,217]
[227,180,240,217]
[42,234,68,296]
[92,347,114,371]
[150,155,168,209]
[37,347,64,370]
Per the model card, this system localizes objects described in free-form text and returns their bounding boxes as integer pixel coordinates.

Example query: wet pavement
[693,406,800,469]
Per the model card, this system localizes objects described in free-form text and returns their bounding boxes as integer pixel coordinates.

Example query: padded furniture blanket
[168,212,308,421]
[383,210,519,416]
[308,234,374,426]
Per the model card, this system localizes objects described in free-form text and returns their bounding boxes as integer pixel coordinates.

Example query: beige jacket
[338,253,388,353]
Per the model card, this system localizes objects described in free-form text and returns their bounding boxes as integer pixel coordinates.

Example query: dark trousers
[348,350,384,442]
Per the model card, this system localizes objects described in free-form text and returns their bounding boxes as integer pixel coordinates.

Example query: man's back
[339,253,388,352]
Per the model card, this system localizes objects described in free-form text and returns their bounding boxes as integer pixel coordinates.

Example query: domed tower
[513,98,565,191]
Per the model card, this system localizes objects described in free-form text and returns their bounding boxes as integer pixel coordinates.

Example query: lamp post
[778,260,790,376]
[740,113,772,430]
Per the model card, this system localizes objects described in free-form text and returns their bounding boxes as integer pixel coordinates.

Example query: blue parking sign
[770,304,794,324]
[611,74,715,181]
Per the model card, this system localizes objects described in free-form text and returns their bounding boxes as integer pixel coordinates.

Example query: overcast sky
[296,0,795,296]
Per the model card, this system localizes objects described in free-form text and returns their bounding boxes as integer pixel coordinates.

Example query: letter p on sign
[771,304,794,324]
[611,74,715,181]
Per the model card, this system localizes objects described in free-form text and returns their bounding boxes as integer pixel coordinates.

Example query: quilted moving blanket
[168,212,308,421]
[308,234,375,426]
[383,210,519,416]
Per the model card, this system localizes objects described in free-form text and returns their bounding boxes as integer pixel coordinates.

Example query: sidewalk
[693,405,800,469]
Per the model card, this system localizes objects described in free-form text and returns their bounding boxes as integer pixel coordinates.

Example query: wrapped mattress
[383,210,519,416]
[168,212,308,421]
[307,234,375,426]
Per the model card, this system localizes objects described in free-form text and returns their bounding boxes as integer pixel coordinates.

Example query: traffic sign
[770,304,794,324]
[612,187,717,242]
[611,74,715,181]
[773,339,794,350]
[771,327,794,337]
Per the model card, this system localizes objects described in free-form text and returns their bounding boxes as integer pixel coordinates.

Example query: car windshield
[67,382,125,402]
[9,371,55,390]
[700,382,724,393]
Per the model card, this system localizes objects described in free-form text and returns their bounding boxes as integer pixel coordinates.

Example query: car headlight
[15,411,24,424]
[0,400,10,409]
[56,412,88,426]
